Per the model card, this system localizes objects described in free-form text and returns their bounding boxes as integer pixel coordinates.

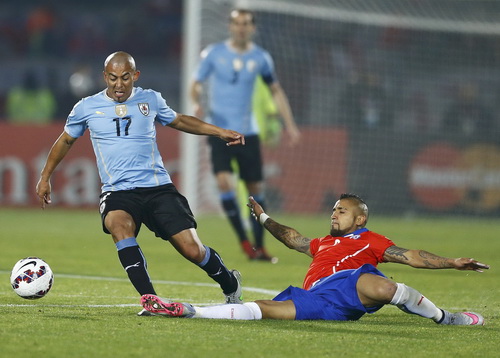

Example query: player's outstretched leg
[141,297,263,320]
[390,283,484,325]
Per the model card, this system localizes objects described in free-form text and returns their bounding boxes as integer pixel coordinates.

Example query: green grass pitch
[0,208,498,358]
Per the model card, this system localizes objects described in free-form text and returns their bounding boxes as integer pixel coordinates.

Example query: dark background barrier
[2,123,499,215]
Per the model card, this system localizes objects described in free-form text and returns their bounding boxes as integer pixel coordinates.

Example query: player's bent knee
[376,280,398,302]
[357,274,397,305]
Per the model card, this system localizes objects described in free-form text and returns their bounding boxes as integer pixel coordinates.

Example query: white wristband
[259,213,270,225]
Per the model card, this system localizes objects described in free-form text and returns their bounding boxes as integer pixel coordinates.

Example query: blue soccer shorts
[273,264,386,321]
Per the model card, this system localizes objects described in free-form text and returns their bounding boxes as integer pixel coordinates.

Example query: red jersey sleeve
[368,232,395,262]
[309,238,321,256]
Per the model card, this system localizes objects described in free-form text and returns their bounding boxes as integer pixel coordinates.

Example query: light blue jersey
[64,87,177,192]
[194,40,277,135]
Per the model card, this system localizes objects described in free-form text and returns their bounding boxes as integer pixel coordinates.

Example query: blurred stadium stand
[0,0,183,120]
[1,0,500,216]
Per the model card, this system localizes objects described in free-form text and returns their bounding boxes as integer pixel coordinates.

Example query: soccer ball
[10,257,54,299]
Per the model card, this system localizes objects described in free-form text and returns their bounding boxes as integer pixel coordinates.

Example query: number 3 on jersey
[113,117,131,136]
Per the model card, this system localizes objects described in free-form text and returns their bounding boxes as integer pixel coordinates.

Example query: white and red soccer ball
[10,257,54,299]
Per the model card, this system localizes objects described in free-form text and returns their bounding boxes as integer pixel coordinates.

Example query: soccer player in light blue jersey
[36,51,246,313]
[191,9,301,261]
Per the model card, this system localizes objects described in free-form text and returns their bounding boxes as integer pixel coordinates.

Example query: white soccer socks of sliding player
[193,302,263,320]
[389,283,443,322]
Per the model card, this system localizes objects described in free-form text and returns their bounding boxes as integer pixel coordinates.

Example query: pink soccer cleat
[140,294,195,318]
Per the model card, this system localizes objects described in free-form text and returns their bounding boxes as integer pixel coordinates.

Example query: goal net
[181,0,500,217]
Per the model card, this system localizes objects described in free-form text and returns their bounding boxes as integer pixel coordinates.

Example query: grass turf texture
[0,208,498,358]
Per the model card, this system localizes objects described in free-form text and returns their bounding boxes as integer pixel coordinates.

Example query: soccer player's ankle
[434,309,446,324]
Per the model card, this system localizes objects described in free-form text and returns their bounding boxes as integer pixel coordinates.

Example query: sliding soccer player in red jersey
[142,193,489,325]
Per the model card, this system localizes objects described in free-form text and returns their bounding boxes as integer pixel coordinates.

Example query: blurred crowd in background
[1,0,499,142]
[0,0,183,123]
[255,11,500,138]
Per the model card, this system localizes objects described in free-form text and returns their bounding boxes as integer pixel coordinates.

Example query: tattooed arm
[383,246,490,272]
[248,196,313,257]
[263,218,313,257]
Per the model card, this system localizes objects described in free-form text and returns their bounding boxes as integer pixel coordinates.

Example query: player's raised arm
[36,131,78,208]
[247,196,312,257]
[169,113,245,146]
[383,246,490,272]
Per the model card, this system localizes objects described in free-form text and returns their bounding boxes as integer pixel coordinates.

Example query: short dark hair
[229,9,256,24]
[339,193,366,205]
[339,193,369,225]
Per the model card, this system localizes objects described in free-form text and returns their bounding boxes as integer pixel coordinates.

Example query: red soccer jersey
[302,228,395,290]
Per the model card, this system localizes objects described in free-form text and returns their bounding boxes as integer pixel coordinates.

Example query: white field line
[56,272,280,296]
[0,270,478,312]
[0,270,280,308]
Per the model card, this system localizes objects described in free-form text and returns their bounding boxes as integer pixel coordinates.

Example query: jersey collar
[103,87,137,102]
[225,39,254,54]
[343,228,369,238]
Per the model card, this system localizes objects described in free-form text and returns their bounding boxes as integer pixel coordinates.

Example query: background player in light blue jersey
[36,51,245,313]
[191,9,301,261]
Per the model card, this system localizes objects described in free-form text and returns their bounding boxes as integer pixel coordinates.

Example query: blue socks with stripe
[198,245,237,294]
[116,237,156,296]
[220,191,249,243]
